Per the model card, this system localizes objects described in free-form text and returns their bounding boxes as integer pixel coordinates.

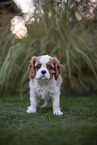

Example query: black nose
[41,70,46,75]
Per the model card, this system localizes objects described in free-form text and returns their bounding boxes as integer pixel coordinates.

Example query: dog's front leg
[26,90,38,113]
[52,93,63,115]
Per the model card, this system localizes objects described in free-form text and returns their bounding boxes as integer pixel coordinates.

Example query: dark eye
[48,66,52,70]
[36,65,41,69]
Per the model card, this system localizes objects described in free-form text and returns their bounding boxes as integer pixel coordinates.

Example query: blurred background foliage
[0,0,97,94]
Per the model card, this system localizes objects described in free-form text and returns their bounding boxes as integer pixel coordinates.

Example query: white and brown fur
[26,55,63,115]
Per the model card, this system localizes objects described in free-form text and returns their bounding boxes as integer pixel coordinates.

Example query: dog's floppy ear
[53,57,63,80]
[28,56,37,79]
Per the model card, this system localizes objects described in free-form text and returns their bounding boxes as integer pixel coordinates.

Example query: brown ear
[28,56,37,79]
[53,57,63,80]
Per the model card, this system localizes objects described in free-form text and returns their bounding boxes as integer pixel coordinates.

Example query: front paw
[53,108,63,115]
[26,106,36,113]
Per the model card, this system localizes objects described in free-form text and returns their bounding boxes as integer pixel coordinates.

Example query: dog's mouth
[35,75,48,80]
[40,74,50,80]
[41,75,47,79]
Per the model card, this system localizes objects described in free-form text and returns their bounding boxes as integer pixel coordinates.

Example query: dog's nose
[41,70,46,75]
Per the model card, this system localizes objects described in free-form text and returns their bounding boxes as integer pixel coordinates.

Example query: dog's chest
[37,82,55,99]
[37,85,49,99]
[32,79,57,99]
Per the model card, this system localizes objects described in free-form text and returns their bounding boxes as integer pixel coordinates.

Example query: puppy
[26,55,63,115]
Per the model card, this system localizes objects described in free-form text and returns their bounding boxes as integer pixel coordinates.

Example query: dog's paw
[26,106,36,113]
[53,109,63,115]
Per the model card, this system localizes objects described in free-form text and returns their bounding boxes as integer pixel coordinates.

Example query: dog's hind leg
[40,97,49,108]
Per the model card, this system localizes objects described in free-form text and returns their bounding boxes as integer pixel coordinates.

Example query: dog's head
[28,55,63,80]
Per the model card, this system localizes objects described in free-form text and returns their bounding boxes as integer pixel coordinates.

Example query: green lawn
[0,95,97,145]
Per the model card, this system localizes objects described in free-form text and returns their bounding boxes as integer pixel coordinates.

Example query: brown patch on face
[46,62,55,78]
[28,56,40,79]
[47,57,63,80]
[34,61,42,71]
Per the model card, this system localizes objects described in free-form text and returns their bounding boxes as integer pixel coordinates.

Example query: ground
[0,94,97,145]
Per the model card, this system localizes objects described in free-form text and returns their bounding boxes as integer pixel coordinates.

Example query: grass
[0,95,97,145]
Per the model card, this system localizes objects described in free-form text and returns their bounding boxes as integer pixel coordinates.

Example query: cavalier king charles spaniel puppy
[26,55,63,115]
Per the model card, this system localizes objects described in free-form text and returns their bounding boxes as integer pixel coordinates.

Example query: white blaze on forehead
[39,55,51,66]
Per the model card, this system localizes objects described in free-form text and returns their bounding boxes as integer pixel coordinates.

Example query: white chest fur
[29,76,60,99]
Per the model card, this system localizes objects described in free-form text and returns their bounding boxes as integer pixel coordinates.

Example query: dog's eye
[48,66,52,70]
[36,65,41,69]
